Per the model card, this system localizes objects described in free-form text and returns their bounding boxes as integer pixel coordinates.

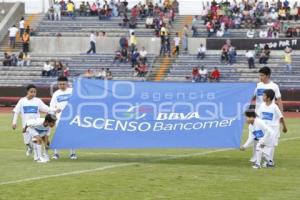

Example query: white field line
[0,136,299,186]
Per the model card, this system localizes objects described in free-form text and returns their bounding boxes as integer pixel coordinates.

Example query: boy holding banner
[256,89,287,166]
[240,110,275,169]
[50,76,77,160]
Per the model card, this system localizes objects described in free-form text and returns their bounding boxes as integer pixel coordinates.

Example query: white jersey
[243,118,275,148]
[257,102,283,128]
[50,88,73,120]
[254,81,281,109]
[13,97,50,128]
[26,118,50,136]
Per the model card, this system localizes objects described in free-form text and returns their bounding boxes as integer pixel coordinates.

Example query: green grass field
[0,113,299,200]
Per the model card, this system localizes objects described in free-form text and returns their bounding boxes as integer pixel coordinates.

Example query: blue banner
[50,79,256,149]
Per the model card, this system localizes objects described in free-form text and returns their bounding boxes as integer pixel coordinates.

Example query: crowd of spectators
[42,60,69,77]
[190,0,300,38]
[83,68,113,79]
[191,66,220,82]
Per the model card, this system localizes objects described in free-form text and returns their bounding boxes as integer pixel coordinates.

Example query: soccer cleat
[266,160,275,168]
[70,154,77,160]
[26,147,33,156]
[252,164,261,169]
[36,157,48,163]
[52,154,60,160]
[249,157,256,163]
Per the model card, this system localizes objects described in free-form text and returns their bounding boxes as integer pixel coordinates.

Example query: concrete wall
[0,3,25,43]
[30,36,161,55]
[187,38,206,54]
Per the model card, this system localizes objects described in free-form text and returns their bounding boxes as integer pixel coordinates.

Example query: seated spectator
[83,69,94,79]
[79,1,87,16]
[210,67,220,82]
[191,67,200,82]
[145,17,154,28]
[113,49,122,63]
[129,17,137,29]
[11,54,17,66]
[106,68,113,80]
[246,28,255,38]
[90,3,98,16]
[48,6,55,20]
[259,29,268,38]
[135,62,148,77]
[3,52,12,66]
[120,14,129,27]
[197,43,206,60]
[23,53,31,66]
[42,61,53,77]
[259,44,271,64]
[66,0,75,20]
[228,46,237,65]
[131,48,140,67]
[63,63,69,77]
[121,47,128,62]
[216,28,224,37]
[17,52,24,67]
[199,66,208,82]
[139,47,148,63]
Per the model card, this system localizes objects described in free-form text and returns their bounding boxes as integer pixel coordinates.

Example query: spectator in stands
[245,50,255,69]
[83,69,95,79]
[119,36,128,49]
[139,47,148,63]
[199,66,208,82]
[135,62,148,77]
[290,2,298,20]
[63,64,70,77]
[22,31,30,54]
[259,29,268,38]
[11,54,17,66]
[86,31,96,54]
[284,46,292,72]
[42,61,53,77]
[191,67,200,82]
[23,53,31,66]
[67,0,75,20]
[79,1,87,16]
[228,46,237,65]
[113,49,122,63]
[220,47,229,63]
[129,16,138,29]
[129,32,137,53]
[173,32,180,56]
[90,2,98,16]
[259,44,271,64]
[246,28,255,38]
[3,52,11,66]
[17,52,24,67]
[54,2,62,20]
[120,47,128,63]
[106,68,113,80]
[210,67,220,82]
[216,28,224,37]
[182,24,188,51]
[48,6,55,20]
[191,15,198,37]
[8,25,18,48]
[197,43,206,60]
[19,17,25,38]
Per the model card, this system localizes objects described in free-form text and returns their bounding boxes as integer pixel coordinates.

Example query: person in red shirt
[191,67,200,82]
[210,67,220,82]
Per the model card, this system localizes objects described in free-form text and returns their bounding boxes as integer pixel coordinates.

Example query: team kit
[12,67,287,169]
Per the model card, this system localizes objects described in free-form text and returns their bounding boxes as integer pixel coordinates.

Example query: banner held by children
[50,79,256,149]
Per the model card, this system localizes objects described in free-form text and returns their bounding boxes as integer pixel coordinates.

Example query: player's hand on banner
[12,124,17,130]
[239,146,245,151]
[282,127,288,133]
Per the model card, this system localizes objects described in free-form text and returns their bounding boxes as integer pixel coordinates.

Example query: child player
[256,89,287,166]
[24,114,57,163]
[240,110,275,169]
[12,84,52,157]
[250,66,283,163]
[50,76,77,160]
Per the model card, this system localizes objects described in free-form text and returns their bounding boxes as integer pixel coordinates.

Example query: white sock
[54,149,59,154]
[36,144,42,160]
[269,147,275,162]
[70,149,76,155]
[33,143,38,160]
[255,148,262,167]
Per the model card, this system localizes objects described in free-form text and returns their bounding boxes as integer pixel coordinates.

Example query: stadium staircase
[147,15,193,81]
[0,14,43,53]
